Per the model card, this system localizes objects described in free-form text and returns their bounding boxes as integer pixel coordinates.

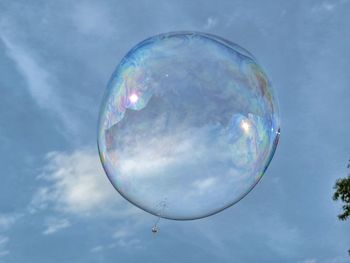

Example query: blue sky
[0,0,349,262]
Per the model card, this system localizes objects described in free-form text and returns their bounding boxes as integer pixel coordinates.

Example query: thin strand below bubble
[151,201,167,234]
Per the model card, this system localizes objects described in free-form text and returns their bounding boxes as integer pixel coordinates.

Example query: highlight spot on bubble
[241,120,250,133]
[129,93,139,104]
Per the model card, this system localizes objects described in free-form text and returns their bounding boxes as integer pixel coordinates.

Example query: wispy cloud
[186,210,303,261]
[30,149,139,218]
[327,256,350,263]
[90,245,103,253]
[114,238,142,249]
[90,238,142,254]
[0,214,20,258]
[0,214,20,231]
[71,1,115,37]
[192,177,217,192]
[0,236,9,257]
[0,16,87,137]
[298,259,317,263]
[113,228,130,239]
[0,35,54,107]
[112,226,142,249]
[204,17,218,30]
[43,218,71,235]
[0,32,77,134]
[310,0,348,13]
[90,225,143,253]
[257,215,301,256]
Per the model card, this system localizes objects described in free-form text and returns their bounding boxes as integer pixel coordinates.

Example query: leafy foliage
[332,161,350,256]
[333,175,350,221]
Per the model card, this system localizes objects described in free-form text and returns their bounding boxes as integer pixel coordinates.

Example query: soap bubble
[98,32,280,220]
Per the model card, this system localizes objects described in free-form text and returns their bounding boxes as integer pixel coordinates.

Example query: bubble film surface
[98,32,280,220]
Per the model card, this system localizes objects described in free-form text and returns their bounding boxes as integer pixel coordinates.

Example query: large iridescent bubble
[98,32,280,220]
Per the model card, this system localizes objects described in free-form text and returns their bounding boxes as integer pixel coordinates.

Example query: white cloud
[43,218,71,235]
[30,147,154,249]
[102,119,264,219]
[113,123,246,182]
[30,149,139,218]
[116,127,211,179]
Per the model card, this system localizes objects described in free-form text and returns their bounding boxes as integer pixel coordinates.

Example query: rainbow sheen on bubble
[98,32,280,220]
